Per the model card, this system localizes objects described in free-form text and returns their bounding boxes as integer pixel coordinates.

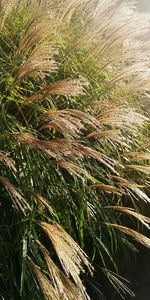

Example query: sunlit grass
[0,1,150,299]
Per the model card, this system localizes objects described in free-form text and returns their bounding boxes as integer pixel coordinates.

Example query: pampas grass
[0,1,150,299]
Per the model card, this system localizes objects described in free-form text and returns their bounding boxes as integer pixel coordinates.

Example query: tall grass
[0,1,150,299]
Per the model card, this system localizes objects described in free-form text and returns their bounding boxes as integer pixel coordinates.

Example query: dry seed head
[41,108,101,138]
[23,77,89,104]
[36,240,66,296]
[27,256,59,300]
[91,183,123,195]
[110,175,150,203]
[11,132,119,171]
[40,222,92,299]
[17,9,55,55]
[56,0,88,23]
[11,131,120,175]
[31,191,54,214]
[126,165,150,175]
[105,223,150,248]
[58,160,89,179]
[0,0,16,30]
[111,175,150,203]
[10,132,36,143]
[122,152,150,160]
[41,109,100,129]
[42,118,83,139]
[106,206,150,229]
[87,201,96,219]
[79,0,150,93]
[36,240,86,300]
[138,142,150,150]
[98,106,148,129]
[77,144,119,174]
[0,150,16,171]
[4,0,150,96]
[11,132,77,159]
[86,129,124,144]
[105,269,134,298]
[110,175,135,188]
[0,176,30,214]
[15,42,57,85]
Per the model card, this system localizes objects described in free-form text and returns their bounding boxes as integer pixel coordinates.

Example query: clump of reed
[0,1,150,299]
